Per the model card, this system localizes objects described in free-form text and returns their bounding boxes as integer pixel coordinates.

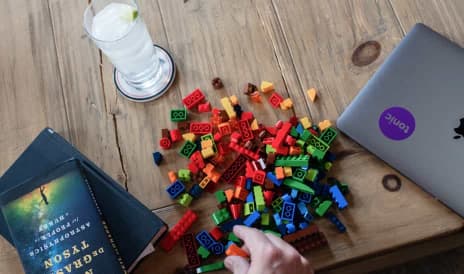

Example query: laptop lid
[337,23,464,216]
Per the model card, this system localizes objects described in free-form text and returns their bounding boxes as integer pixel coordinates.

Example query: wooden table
[1,1,464,273]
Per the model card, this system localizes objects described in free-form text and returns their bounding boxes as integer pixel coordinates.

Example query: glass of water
[83,0,175,102]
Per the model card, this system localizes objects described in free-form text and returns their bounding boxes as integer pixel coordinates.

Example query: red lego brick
[253,170,266,185]
[218,122,232,136]
[285,135,296,146]
[190,151,205,169]
[272,122,292,149]
[229,203,243,219]
[160,137,172,150]
[190,122,212,135]
[197,102,211,113]
[182,233,201,268]
[160,209,198,252]
[170,129,182,143]
[263,190,274,206]
[275,145,289,155]
[234,186,249,201]
[265,126,277,136]
[275,120,283,129]
[269,92,284,108]
[234,176,246,188]
[188,161,200,173]
[209,227,224,241]
[245,160,255,179]
[263,137,274,145]
[289,116,299,127]
[240,111,254,121]
[220,154,247,183]
[238,120,254,142]
[214,132,223,142]
[309,128,319,136]
[182,88,205,109]
[230,132,242,143]
[229,142,259,160]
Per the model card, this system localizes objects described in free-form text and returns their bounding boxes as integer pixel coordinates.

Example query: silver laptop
[337,23,464,216]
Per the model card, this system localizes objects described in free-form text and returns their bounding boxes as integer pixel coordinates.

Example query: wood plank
[48,0,125,183]
[253,0,464,270]
[0,0,69,273]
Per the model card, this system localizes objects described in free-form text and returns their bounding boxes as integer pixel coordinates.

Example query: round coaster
[114,44,176,103]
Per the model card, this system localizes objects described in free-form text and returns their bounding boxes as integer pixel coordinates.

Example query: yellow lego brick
[280,98,293,110]
[283,166,293,177]
[318,120,332,131]
[201,147,215,159]
[230,95,239,106]
[199,177,211,189]
[182,132,196,142]
[307,88,317,102]
[250,119,259,131]
[201,139,213,149]
[299,117,312,129]
[260,81,274,93]
[220,97,236,119]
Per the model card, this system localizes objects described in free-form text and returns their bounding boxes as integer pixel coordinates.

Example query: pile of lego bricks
[153,82,350,273]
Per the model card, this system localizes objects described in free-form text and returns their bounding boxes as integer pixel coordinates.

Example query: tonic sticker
[379,106,415,141]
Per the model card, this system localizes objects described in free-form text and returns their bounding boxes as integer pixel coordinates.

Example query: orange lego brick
[168,171,177,183]
[318,120,332,131]
[307,88,317,102]
[260,81,275,93]
[275,167,285,180]
[225,243,250,258]
[234,186,249,201]
[224,189,234,203]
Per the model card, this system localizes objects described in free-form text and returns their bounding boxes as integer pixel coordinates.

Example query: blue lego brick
[273,212,282,226]
[266,172,283,187]
[219,218,243,232]
[299,222,309,230]
[152,151,163,166]
[277,224,287,235]
[210,242,225,255]
[281,194,292,203]
[299,192,312,203]
[326,212,346,233]
[245,178,253,191]
[196,231,215,249]
[244,211,261,227]
[281,202,296,222]
[329,185,348,209]
[296,123,304,135]
[246,192,254,203]
[290,189,299,200]
[166,180,185,199]
[189,184,203,199]
[286,223,296,234]
[225,241,233,251]
[297,202,313,223]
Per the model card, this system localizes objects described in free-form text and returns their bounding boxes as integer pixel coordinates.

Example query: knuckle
[263,246,281,260]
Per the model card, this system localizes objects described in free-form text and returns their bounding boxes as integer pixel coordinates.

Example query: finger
[233,226,272,253]
[265,232,297,252]
[224,256,250,274]
[240,243,250,255]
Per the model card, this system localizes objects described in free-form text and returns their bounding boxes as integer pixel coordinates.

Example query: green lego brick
[211,208,231,225]
[295,139,305,147]
[307,145,326,161]
[266,144,276,154]
[310,197,321,208]
[170,108,187,121]
[201,134,217,152]
[289,127,299,138]
[307,135,329,153]
[227,233,241,244]
[264,230,281,238]
[274,155,310,167]
[319,127,338,145]
[324,162,333,171]
[178,193,193,207]
[315,200,332,217]
[261,212,270,226]
[300,129,311,142]
[253,186,266,212]
[178,169,192,182]
[292,168,307,182]
[283,178,315,195]
[179,141,197,158]
[197,246,210,259]
[196,262,225,273]
[214,190,227,204]
[305,168,319,182]
[244,202,255,216]
[272,197,283,213]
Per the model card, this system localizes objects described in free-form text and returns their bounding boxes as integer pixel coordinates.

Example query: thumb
[224,256,250,274]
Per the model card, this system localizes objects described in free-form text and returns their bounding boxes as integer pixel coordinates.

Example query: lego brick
[297,202,313,223]
[234,186,249,201]
[306,169,319,182]
[261,212,270,226]
[168,171,177,183]
[218,122,232,136]
[272,122,292,149]
[229,142,260,160]
[190,151,206,169]
[299,117,312,129]
[166,180,186,199]
[283,178,315,195]
[196,262,225,273]
[196,231,215,249]
[286,223,296,234]
[318,120,332,132]
[238,119,254,141]
[283,166,292,177]
[299,192,312,203]
[182,88,205,109]
[214,190,227,204]
[198,176,211,189]
[315,200,333,217]
[190,122,213,135]
[225,243,250,258]
[178,193,193,207]
[220,97,236,119]
[289,146,302,155]
[198,102,211,113]
[220,154,247,183]
[171,108,188,121]
[153,151,163,166]
[178,121,191,131]
[326,212,346,233]
[292,168,307,182]
[319,127,338,145]
[211,208,231,225]
[189,184,203,199]
[160,210,198,252]
[229,203,242,220]
[250,119,259,130]
[244,211,261,227]
[253,185,266,211]
[263,190,275,206]
[159,137,172,150]
[306,88,317,102]
[281,202,296,222]
[219,218,243,232]
[201,147,215,159]
[307,145,326,161]
[179,141,197,158]
[244,202,255,216]
[250,92,261,103]
[329,185,348,209]
[183,132,197,142]
[229,95,239,105]
[179,169,192,182]
[209,227,224,241]
[182,233,201,268]
[272,197,283,213]
[274,155,310,167]
[280,98,293,110]
[197,245,210,259]
[252,170,266,185]
[269,92,284,108]
[300,130,311,142]
[227,233,241,244]
[260,81,275,93]
[210,242,225,255]
[308,135,329,153]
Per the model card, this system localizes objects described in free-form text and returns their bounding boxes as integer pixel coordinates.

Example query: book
[0,128,167,270]
[0,159,126,274]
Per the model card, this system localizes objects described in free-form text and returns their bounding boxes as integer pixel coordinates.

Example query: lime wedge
[120,7,138,22]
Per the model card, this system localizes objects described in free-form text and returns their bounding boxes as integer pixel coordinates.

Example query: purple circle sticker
[378,106,415,141]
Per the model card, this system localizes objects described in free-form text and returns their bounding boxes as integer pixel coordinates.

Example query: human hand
[224,225,314,274]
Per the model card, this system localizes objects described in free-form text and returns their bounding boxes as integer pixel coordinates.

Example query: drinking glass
[83,0,175,102]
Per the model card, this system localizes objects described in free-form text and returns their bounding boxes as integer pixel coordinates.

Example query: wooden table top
[1,0,464,273]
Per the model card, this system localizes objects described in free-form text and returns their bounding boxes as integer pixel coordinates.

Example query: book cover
[0,128,167,269]
[0,160,127,274]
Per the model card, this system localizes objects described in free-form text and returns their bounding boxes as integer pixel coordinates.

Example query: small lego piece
[214,190,227,204]
[183,88,205,109]
[198,102,211,113]
[283,166,292,177]
[260,81,275,93]
[283,178,315,195]
[179,141,197,159]
[227,233,241,244]
[253,185,266,211]
[229,95,239,105]
[166,180,186,199]
[201,147,215,159]
[168,171,177,183]
[238,119,254,141]
[229,203,242,219]
[209,227,224,241]
[244,202,255,216]
[225,243,250,258]
[250,92,262,103]
[160,209,198,252]
[306,88,317,102]
[190,122,213,135]
[272,122,292,149]
[250,119,259,131]
[268,92,284,108]
[189,184,203,199]
[243,83,258,95]
[281,202,296,221]
[220,97,236,119]
[196,262,225,273]
[252,170,266,185]
[326,212,346,233]
[218,122,232,136]
[210,242,225,255]
[299,117,312,129]
[275,155,310,167]
[178,169,192,182]
[318,120,332,132]
[319,127,338,145]
[211,208,231,225]
[315,200,333,217]
[183,132,197,142]
[197,246,210,259]
[329,185,348,209]
[212,77,224,89]
[198,177,211,189]
[244,211,261,227]
[178,193,193,207]
[234,186,249,201]
[195,230,215,249]
[261,212,270,226]
[171,108,188,122]
[159,137,172,150]
[152,151,163,166]
[280,98,293,110]
[182,233,201,268]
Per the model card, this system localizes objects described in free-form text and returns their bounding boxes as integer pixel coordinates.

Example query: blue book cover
[0,160,127,274]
